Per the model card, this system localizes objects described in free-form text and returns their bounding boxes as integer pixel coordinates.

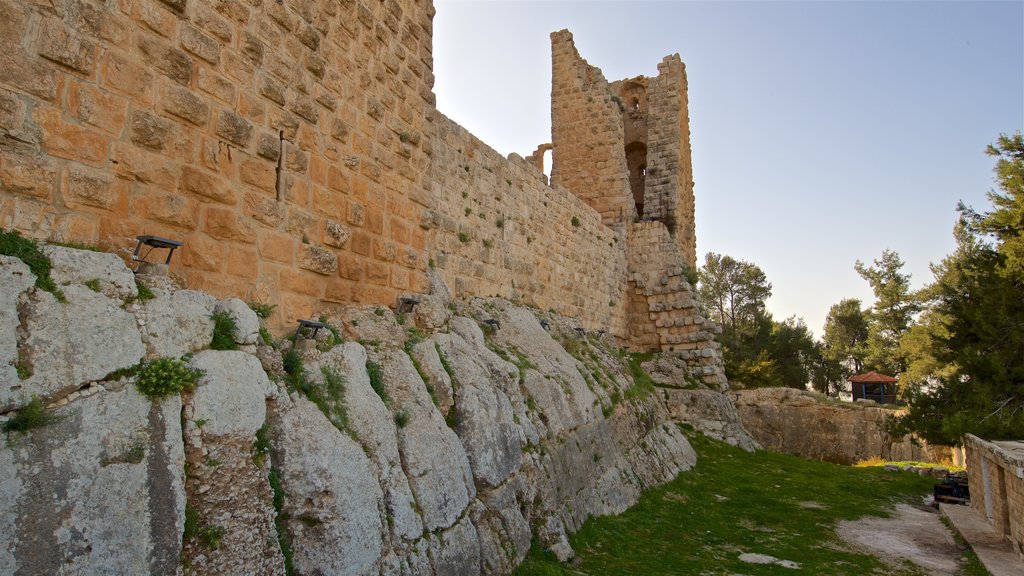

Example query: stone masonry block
[179,165,235,204]
[258,230,295,264]
[323,219,351,248]
[137,33,193,85]
[216,109,253,147]
[299,244,337,276]
[290,93,318,124]
[180,24,219,64]
[36,16,98,75]
[256,132,280,161]
[0,86,25,132]
[162,83,209,126]
[204,206,255,242]
[64,162,117,209]
[101,51,156,105]
[33,107,109,166]
[0,154,56,199]
[239,157,275,192]
[67,82,128,135]
[258,75,286,105]
[129,109,173,151]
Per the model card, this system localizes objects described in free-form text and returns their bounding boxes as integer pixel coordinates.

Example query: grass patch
[514,432,938,575]
[210,310,239,351]
[282,349,305,389]
[366,361,388,404]
[101,440,146,466]
[84,278,101,292]
[624,352,656,401]
[2,397,63,434]
[135,357,203,398]
[268,467,296,575]
[253,423,271,467]
[183,506,226,550]
[123,282,155,307]
[0,228,65,302]
[855,457,965,473]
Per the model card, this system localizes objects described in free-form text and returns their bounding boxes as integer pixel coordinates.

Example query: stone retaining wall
[964,434,1024,556]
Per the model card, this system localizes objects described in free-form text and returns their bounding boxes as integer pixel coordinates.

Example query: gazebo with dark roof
[848,371,899,404]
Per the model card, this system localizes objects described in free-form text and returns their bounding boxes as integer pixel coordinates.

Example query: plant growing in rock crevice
[2,397,63,435]
[435,344,461,429]
[210,310,239,351]
[135,357,203,399]
[365,361,388,404]
[0,228,65,302]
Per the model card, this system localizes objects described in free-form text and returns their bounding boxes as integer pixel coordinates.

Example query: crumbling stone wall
[426,114,629,335]
[549,29,635,230]
[0,0,435,327]
[626,220,724,384]
[645,55,696,268]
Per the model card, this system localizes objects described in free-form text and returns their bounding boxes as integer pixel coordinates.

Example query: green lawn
[516,430,968,575]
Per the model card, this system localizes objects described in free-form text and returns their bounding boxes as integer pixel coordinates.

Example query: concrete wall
[964,434,1024,556]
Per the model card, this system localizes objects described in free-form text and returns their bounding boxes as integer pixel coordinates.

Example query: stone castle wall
[1,0,435,326]
[0,0,708,354]
[426,113,629,334]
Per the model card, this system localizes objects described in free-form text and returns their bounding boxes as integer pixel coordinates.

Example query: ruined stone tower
[549,30,696,269]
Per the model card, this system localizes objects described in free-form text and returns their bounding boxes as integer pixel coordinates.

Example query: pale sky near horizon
[431,0,1024,336]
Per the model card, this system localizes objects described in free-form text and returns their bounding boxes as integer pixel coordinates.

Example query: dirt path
[836,502,967,575]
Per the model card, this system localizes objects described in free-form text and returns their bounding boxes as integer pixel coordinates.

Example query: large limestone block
[0,388,184,575]
[11,286,145,410]
[43,244,138,299]
[214,298,259,345]
[274,398,385,576]
[429,514,480,576]
[189,350,275,437]
[138,287,216,358]
[665,389,759,451]
[378,347,476,531]
[436,321,523,488]
[318,343,422,541]
[0,256,34,400]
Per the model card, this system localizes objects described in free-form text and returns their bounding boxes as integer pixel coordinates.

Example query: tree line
[696,132,1023,445]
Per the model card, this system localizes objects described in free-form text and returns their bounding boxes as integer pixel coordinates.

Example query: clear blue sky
[432,0,1024,336]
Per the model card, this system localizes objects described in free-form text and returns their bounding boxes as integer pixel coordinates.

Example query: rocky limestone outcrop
[0,387,184,575]
[733,387,951,464]
[0,243,758,574]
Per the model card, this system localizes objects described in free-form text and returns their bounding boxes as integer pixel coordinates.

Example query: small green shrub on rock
[0,228,65,302]
[210,310,239,351]
[2,397,63,434]
[135,357,203,398]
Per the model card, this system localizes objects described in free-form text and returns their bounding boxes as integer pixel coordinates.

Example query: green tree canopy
[698,253,815,390]
[854,250,920,375]
[891,132,1024,445]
